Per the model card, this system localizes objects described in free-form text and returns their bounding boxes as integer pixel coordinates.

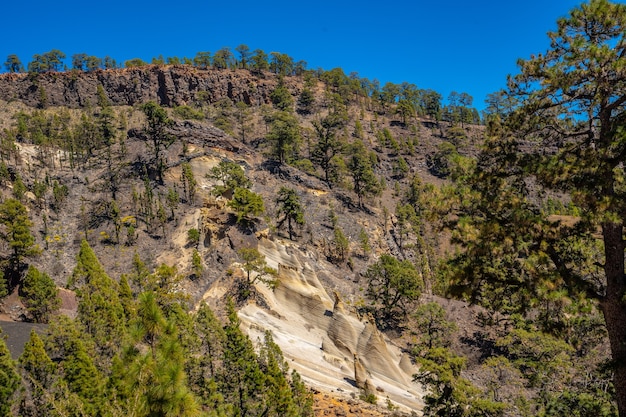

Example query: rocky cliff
[0,66,289,108]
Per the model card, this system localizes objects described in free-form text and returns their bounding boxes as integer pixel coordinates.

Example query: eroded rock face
[237,238,424,413]
[0,66,288,109]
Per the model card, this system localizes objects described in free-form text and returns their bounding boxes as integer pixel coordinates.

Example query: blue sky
[1,1,600,110]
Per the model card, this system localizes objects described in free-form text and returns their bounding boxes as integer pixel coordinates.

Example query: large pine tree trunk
[601,222,626,417]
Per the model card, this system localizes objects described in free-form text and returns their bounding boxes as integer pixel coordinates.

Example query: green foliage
[312,112,347,187]
[235,44,251,69]
[540,390,617,417]
[20,266,60,323]
[141,101,174,184]
[0,271,6,299]
[11,174,26,200]
[188,303,226,406]
[290,369,314,417]
[258,332,301,416]
[488,14,626,415]
[124,57,147,67]
[235,101,252,143]
[213,47,234,69]
[221,302,266,415]
[292,158,316,175]
[61,336,104,414]
[1,240,313,417]
[365,254,422,326]
[396,99,415,124]
[495,323,574,389]
[237,247,278,296]
[112,291,200,417]
[173,105,205,120]
[192,249,203,277]
[412,302,457,356]
[297,87,315,114]
[28,49,66,73]
[0,198,39,278]
[69,240,126,358]
[360,392,377,404]
[180,162,197,203]
[415,347,506,417]
[395,202,419,249]
[141,264,190,312]
[18,330,56,414]
[358,227,371,258]
[210,98,234,127]
[269,52,294,75]
[446,125,468,147]
[270,80,294,111]
[251,49,269,72]
[187,228,201,246]
[0,330,20,416]
[4,54,24,73]
[347,140,380,208]
[207,160,251,197]
[193,51,211,68]
[332,227,349,263]
[276,187,305,240]
[393,156,409,179]
[427,141,459,178]
[266,111,301,164]
[72,53,103,71]
[52,180,69,210]
[228,187,265,224]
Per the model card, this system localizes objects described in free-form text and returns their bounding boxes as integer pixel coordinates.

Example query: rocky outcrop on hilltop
[0,66,291,108]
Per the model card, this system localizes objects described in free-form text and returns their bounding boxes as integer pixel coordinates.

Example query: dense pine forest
[0,1,626,416]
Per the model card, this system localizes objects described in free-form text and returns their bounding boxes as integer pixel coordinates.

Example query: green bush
[173,105,205,120]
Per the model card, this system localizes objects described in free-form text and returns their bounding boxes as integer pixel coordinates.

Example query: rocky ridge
[0,65,288,108]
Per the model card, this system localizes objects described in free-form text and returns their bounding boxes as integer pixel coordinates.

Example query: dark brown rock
[0,66,293,109]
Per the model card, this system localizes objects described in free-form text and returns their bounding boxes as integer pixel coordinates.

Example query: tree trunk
[601,222,626,417]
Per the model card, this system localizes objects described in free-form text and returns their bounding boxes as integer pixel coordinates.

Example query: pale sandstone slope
[237,238,425,414]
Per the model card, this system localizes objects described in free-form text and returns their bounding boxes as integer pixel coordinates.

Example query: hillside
[0,62,613,417]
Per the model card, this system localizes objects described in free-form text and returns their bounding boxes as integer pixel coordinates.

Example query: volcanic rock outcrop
[237,238,424,412]
[0,66,289,109]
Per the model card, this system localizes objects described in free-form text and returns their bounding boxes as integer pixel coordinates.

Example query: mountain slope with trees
[0,2,624,415]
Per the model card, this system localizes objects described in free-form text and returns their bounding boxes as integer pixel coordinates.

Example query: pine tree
[189,304,227,411]
[228,188,265,224]
[112,292,200,417]
[291,370,314,417]
[0,271,7,299]
[61,336,104,415]
[259,331,298,417]
[207,160,251,197]
[347,141,380,208]
[266,111,301,164]
[0,330,20,416]
[238,247,278,290]
[276,187,305,240]
[68,240,125,359]
[0,198,40,288]
[18,330,56,416]
[365,254,423,326]
[20,330,55,386]
[20,265,60,323]
[312,112,347,187]
[180,162,197,203]
[142,101,174,184]
[221,302,266,417]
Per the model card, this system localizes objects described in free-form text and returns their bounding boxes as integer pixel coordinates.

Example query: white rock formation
[237,238,424,413]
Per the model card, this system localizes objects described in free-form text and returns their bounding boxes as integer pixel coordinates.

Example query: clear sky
[1,0,604,110]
